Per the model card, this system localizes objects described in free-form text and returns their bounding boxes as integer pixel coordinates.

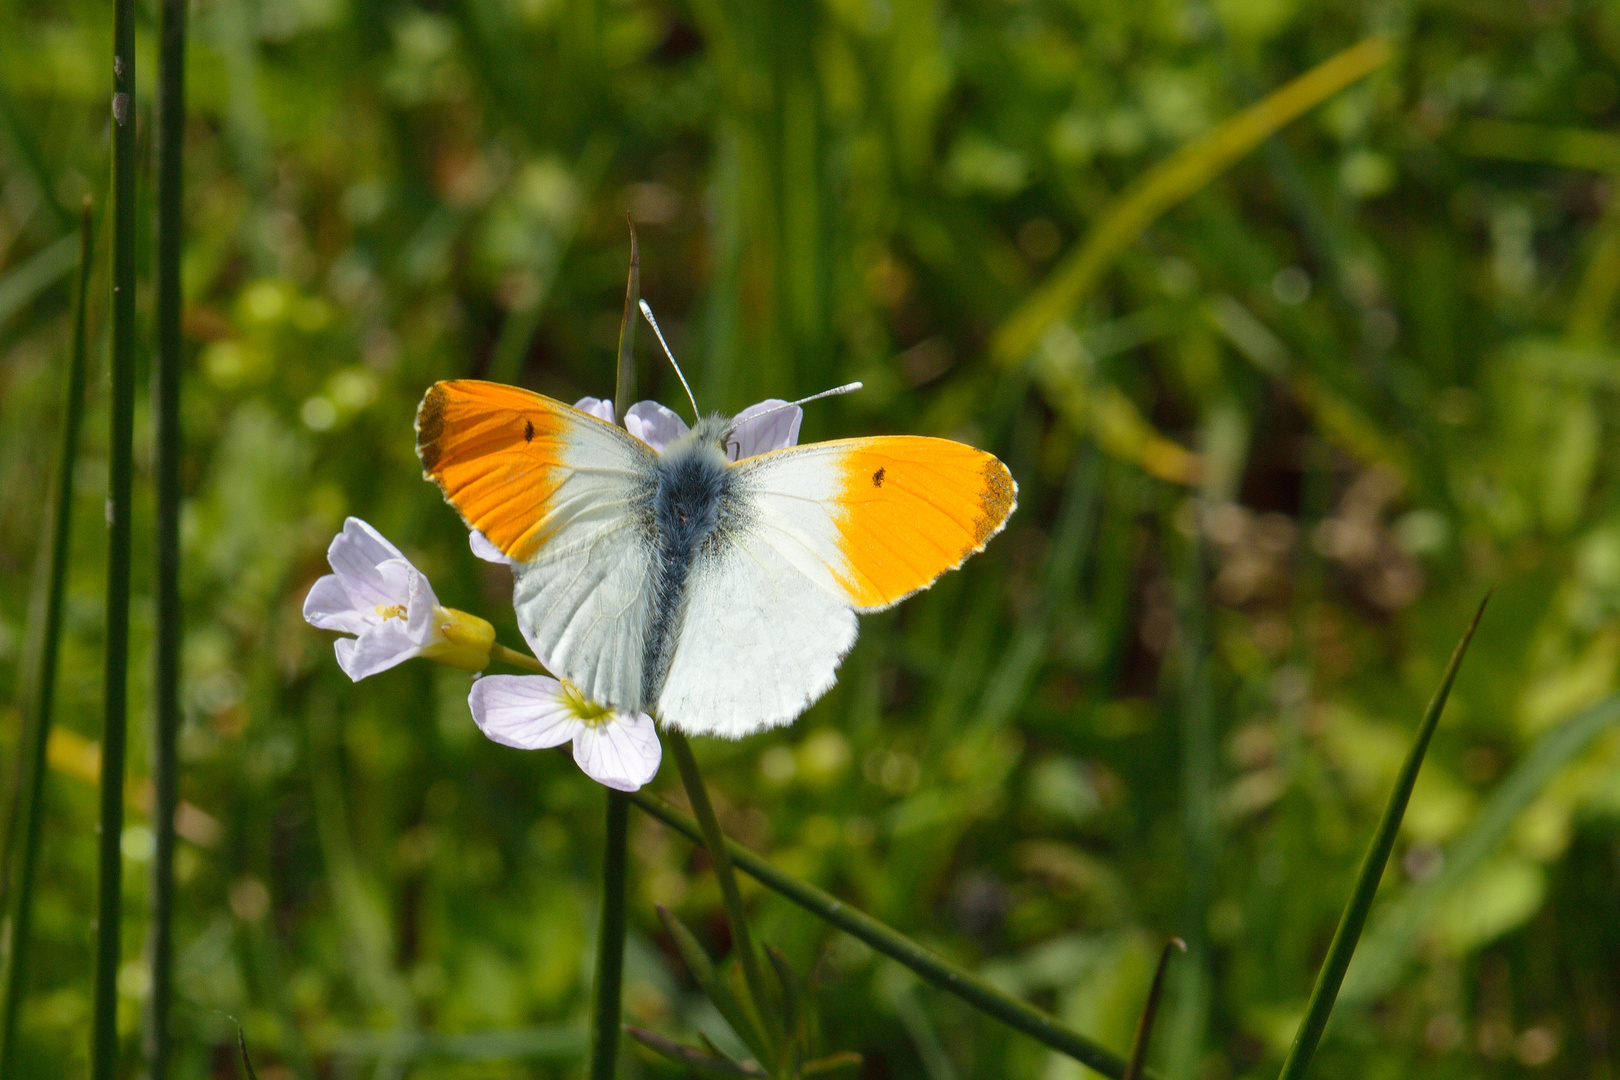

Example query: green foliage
[4,0,1620,1077]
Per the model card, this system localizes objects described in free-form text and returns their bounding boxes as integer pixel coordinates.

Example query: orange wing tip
[975,455,1018,546]
[415,381,452,477]
[833,443,1018,612]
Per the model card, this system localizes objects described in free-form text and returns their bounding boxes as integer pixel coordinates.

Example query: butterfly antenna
[726,382,864,431]
[719,382,861,440]
[793,382,863,408]
[638,299,701,420]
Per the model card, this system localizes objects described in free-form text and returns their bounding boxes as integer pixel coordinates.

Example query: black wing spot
[873,467,885,487]
[524,419,535,442]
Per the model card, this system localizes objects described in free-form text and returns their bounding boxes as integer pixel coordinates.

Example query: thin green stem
[1275,594,1490,1080]
[1165,507,1213,1077]
[145,0,186,1069]
[587,790,629,1080]
[613,222,639,423]
[490,642,548,674]
[94,0,138,1071]
[624,791,1149,1080]
[665,732,776,1049]
[0,202,93,1080]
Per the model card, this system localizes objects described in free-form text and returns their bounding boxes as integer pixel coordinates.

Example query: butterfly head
[660,413,735,465]
[690,413,734,447]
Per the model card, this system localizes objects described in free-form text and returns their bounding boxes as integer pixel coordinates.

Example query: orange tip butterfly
[416,378,1016,738]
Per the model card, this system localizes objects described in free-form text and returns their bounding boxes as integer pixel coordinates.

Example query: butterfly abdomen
[641,441,739,708]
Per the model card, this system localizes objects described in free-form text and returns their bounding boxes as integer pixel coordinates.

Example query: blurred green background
[3,0,1620,1076]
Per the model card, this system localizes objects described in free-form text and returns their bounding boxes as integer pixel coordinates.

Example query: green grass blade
[613,223,639,422]
[587,790,629,1080]
[626,792,1148,1080]
[1341,691,1620,1004]
[625,1026,765,1078]
[764,945,799,1043]
[1123,939,1184,1080]
[654,900,767,1062]
[655,905,771,1064]
[93,1,139,1067]
[990,36,1393,371]
[1164,515,1213,1078]
[1274,595,1489,1080]
[236,1029,260,1080]
[1455,120,1620,174]
[800,1052,862,1077]
[656,904,717,986]
[0,234,80,333]
[0,202,93,1080]
[145,0,186,1069]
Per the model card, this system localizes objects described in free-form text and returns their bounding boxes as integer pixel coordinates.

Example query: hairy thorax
[640,416,744,705]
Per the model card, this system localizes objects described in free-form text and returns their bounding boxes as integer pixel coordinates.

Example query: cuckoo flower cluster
[303,395,803,790]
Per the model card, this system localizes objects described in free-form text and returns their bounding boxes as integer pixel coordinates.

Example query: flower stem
[587,790,629,1080]
[94,0,139,1072]
[664,732,776,1048]
[624,791,1145,1080]
[145,0,186,1068]
[0,202,93,1080]
[490,642,548,674]
[1274,594,1489,1080]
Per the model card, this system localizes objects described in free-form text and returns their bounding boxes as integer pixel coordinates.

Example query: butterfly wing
[416,380,657,711]
[655,435,1016,736]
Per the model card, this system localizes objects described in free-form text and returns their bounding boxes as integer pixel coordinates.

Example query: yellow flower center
[560,680,613,727]
[374,604,407,621]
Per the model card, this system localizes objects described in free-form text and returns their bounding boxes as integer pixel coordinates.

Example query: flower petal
[303,573,370,634]
[394,560,442,645]
[574,397,616,424]
[728,399,802,460]
[468,529,516,565]
[334,620,423,681]
[572,711,662,791]
[468,675,584,749]
[325,518,409,607]
[625,401,689,452]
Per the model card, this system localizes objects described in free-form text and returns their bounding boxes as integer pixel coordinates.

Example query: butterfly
[416,380,1016,738]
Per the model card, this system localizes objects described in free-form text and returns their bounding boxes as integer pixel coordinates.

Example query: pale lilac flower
[625,398,801,458]
[727,398,802,460]
[469,528,514,566]
[304,517,494,679]
[573,396,616,423]
[624,400,689,451]
[468,674,661,791]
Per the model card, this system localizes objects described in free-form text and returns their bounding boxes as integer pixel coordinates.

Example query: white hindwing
[510,424,656,715]
[656,449,857,737]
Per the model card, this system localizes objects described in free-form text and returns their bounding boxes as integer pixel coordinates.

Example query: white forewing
[728,446,855,598]
[509,424,656,715]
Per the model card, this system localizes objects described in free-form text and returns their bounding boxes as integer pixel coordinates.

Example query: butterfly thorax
[641,420,741,708]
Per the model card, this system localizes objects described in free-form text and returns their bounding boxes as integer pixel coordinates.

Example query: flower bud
[422,606,497,671]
